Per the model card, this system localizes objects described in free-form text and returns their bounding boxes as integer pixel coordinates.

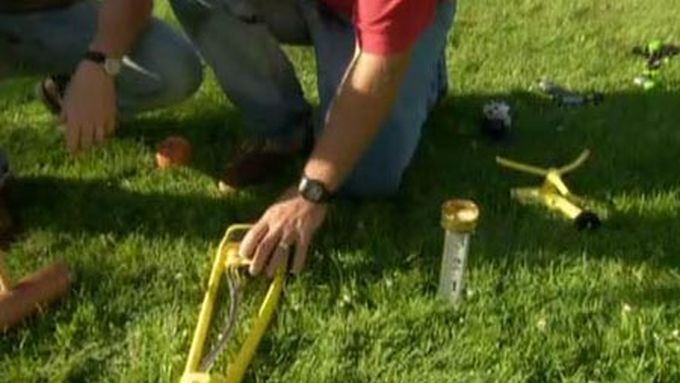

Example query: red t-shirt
[322,0,438,55]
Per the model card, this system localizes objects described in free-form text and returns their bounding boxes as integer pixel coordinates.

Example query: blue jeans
[0,1,203,115]
[170,0,457,197]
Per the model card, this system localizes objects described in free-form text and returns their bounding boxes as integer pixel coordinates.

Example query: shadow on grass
[5,87,680,304]
[1,86,678,381]
[117,105,245,181]
[416,87,680,267]
[8,175,273,243]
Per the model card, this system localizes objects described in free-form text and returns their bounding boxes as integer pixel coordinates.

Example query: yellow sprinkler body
[181,224,288,383]
[496,149,601,230]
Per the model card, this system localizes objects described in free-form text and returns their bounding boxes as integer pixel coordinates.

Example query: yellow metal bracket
[496,149,600,230]
[181,224,288,383]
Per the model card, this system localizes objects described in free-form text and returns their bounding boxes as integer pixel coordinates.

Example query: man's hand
[61,60,116,154]
[57,0,152,153]
[240,187,328,277]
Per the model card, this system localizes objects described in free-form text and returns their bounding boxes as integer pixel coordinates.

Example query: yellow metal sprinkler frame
[181,224,288,383]
[496,149,601,230]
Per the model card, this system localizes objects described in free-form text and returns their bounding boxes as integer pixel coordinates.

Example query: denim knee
[118,27,203,114]
[169,0,216,31]
[338,98,426,199]
[158,45,203,105]
[341,166,404,198]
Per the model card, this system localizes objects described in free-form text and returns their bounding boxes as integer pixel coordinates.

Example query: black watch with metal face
[83,50,122,76]
[298,175,333,204]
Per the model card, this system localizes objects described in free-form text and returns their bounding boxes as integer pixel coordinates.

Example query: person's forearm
[90,0,153,57]
[303,49,412,191]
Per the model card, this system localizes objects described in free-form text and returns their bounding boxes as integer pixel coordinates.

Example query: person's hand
[61,60,117,154]
[240,186,328,277]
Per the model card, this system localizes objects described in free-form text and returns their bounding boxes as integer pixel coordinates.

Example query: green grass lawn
[2,0,680,381]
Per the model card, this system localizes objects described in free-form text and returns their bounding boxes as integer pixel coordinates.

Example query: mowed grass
[2,0,680,381]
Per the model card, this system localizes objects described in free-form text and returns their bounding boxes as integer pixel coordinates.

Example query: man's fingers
[250,229,281,276]
[58,111,67,125]
[80,123,94,151]
[265,245,285,279]
[266,230,296,278]
[240,223,268,260]
[292,233,310,275]
[105,116,116,136]
[65,120,80,154]
[94,125,106,145]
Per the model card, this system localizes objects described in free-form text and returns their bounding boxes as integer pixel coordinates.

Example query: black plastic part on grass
[538,80,604,107]
[35,75,70,116]
[632,44,680,70]
[588,92,605,106]
[555,92,604,107]
[575,211,601,231]
[481,118,511,141]
[481,101,512,141]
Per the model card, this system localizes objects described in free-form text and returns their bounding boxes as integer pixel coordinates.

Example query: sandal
[34,75,70,115]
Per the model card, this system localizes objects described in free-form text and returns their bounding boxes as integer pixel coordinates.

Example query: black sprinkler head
[575,211,601,231]
[590,93,604,105]
[481,101,512,141]
[481,118,511,141]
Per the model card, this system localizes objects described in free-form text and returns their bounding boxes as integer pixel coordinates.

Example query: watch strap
[83,50,107,65]
[82,50,122,76]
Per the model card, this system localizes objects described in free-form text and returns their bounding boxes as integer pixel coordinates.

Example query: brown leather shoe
[35,75,69,116]
[217,139,301,192]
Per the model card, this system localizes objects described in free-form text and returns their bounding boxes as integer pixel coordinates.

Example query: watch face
[308,183,323,201]
[299,177,328,203]
[104,58,122,76]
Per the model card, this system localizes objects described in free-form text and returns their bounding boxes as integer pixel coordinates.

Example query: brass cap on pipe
[441,199,479,233]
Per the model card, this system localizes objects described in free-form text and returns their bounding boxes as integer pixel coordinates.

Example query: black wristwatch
[298,175,334,203]
[83,50,122,76]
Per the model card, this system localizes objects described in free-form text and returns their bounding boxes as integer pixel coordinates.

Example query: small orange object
[156,136,192,169]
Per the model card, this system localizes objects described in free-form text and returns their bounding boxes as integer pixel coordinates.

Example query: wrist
[303,157,342,193]
[89,40,122,59]
[76,60,114,84]
[296,194,321,210]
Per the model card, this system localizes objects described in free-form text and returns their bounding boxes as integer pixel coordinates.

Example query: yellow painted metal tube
[557,149,590,174]
[545,171,571,196]
[496,156,548,176]
[184,232,231,375]
[225,255,288,383]
[184,225,251,376]
[180,372,225,383]
[497,149,595,226]
[182,224,287,383]
[497,149,590,177]
[544,193,583,219]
